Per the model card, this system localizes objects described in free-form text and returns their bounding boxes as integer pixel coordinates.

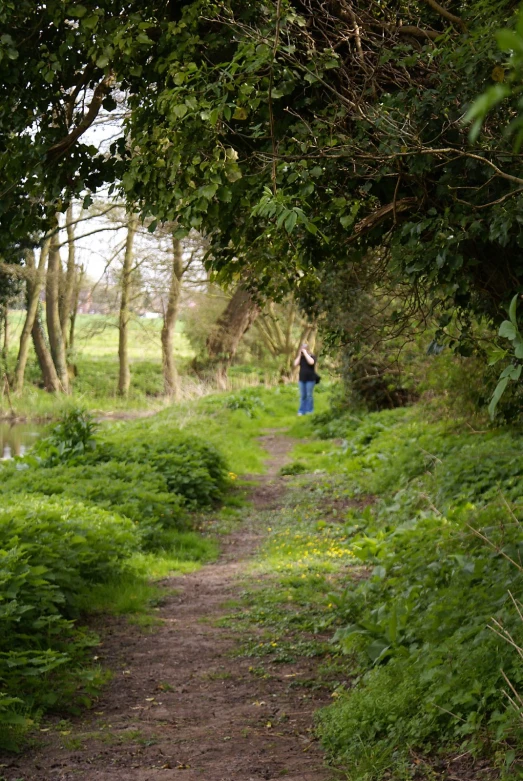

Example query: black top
[299,354,316,382]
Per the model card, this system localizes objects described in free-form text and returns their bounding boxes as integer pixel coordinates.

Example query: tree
[161,238,184,398]
[122,0,523,351]
[206,286,260,389]
[46,228,69,392]
[255,298,316,380]
[60,203,77,351]
[117,214,138,397]
[13,238,51,393]
[5,0,523,371]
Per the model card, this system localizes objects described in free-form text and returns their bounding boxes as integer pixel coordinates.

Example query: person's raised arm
[301,348,315,366]
[293,351,302,367]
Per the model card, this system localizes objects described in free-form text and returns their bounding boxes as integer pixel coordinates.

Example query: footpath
[3,433,336,781]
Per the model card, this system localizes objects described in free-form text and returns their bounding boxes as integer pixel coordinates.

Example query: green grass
[1,311,194,417]
[219,478,356,664]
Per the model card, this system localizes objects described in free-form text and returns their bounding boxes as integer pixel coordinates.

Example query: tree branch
[422,0,466,32]
[47,72,116,162]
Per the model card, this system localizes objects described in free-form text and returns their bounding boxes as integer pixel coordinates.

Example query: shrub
[0,495,139,738]
[35,407,98,465]
[0,461,186,548]
[90,425,229,508]
[313,406,523,778]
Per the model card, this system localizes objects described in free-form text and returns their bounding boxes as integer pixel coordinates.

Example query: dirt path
[3,433,336,781]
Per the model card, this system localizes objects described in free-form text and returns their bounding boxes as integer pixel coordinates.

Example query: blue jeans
[298,381,315,415]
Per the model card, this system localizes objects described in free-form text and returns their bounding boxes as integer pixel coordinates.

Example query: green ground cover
[0,383,323,749]
[226,402,523,779]
[5,381,522,778]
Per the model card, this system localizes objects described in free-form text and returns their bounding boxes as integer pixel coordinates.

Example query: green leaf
[172,104,188,119]
[68,5,87,18]
[285,210,298,233]
[121,172,135,191]
[217,186,232,202]
[96,54,109,69]
[487,348,507,366]
[199,183,218,200]
[488,376,509,419]
[496,28,523,54]
[500,364,522,380]
[367,639,390,662]
[508,293,519,326]
[137,32,153,45]
[232,106,248,120]
[514,339,523,360]
[82,14,99,30]
[499,320,517,340]
[225,165,242,183]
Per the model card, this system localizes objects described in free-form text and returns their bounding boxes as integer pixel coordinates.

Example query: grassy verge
[296,407,523,779]
[217,399,523,780]
[0,383,329,749]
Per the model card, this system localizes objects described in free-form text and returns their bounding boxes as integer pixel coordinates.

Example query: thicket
[307,407,523,779]
[0,409,229,747]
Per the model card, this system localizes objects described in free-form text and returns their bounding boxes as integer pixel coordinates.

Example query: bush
[0,495,139,739]
[91,423,229,508]
[35,407,98,465]
[0,461,186,547]
[0,407,231,746]
[313,406,523,778]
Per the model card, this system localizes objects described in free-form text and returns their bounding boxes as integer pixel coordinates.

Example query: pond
[0,422,46,460]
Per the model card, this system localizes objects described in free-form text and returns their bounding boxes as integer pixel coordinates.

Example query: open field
[2,312,279,419]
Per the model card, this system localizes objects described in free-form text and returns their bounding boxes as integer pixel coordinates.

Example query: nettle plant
[489,294,523,418]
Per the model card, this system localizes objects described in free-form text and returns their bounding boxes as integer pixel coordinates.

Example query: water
[0,422,45,460]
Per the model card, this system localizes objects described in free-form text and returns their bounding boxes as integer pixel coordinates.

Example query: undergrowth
[0,404,231,748]
[294,406,523,780]
[219,397,523,780]
[0,383,328,749]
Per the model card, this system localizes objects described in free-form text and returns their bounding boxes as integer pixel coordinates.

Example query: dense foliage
[4,3,523,343]
[0,495,138,744]
[0,407,229,745]
[299,407,523,778]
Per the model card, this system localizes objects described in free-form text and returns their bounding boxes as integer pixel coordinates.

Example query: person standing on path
[294,342,316,415]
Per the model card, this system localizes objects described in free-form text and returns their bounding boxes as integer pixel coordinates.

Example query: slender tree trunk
[60,203,76,350]
[118,214,138,396]
[206,285,260,389]
[161,238,184,398]
[23,249,61,392]
[1,304,8,366]
[32,305,61,392]
[69,264,84,352]
[46,227,69,392]
[13,238,51,393]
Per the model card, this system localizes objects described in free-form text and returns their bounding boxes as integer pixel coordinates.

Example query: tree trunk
[46,228,69,392]
[118,214,138,397]
[60,203,76,349]
[161,238,184,398]
[1,305,8,366]
[69,264,84,351]
[206,285,260,389]
[22,249,61,392]
[13,238,51,393]
[32,305,61,392]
